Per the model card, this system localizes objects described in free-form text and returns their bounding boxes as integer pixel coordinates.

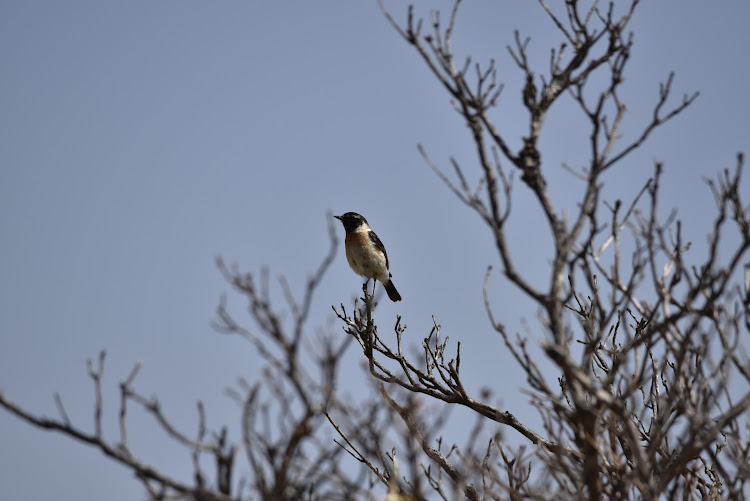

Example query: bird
[334,212,402,302]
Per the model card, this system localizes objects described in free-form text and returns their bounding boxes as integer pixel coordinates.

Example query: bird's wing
[368,230,390,270]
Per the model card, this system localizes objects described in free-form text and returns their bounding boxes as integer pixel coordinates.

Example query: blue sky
[1,1,749,499]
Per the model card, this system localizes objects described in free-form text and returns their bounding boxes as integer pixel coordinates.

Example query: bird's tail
[383,280,402,302]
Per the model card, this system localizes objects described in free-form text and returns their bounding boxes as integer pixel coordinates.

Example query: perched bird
[334,212,402,302]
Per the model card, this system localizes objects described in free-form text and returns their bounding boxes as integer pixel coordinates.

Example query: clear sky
[1,1,748,499]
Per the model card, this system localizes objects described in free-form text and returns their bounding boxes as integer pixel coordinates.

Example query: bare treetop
[2,1,748,500]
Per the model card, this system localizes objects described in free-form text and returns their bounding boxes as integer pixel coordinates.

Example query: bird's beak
[333,214,342,221]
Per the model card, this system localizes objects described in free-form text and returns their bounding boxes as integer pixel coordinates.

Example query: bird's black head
[334,212,369,234]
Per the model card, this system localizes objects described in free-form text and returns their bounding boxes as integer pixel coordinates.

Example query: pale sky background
[1,1,749,500]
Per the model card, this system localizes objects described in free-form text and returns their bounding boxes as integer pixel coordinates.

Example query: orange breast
[344,231,388,282]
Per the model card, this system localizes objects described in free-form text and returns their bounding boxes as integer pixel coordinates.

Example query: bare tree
[2,1,749,500]
[1,219,373,501]
[328,1,750,499]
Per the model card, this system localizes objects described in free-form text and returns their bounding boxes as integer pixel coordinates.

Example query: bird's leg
[362,279,377,300]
